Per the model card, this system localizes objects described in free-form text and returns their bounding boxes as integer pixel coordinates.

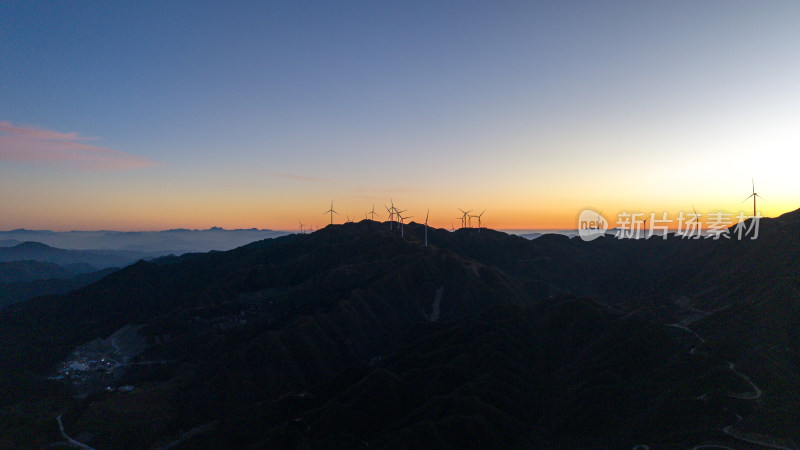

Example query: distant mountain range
[0,266,118,310]
[0,243,136,309]
[0,210,798,448]
[0,241,165,309]
[0,230,285,310]
[0,241,158,269]
[0,228,289,254]
[0,260,86,284]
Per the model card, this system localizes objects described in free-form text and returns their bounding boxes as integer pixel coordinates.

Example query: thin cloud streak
[257,171,429,196]
[355,187,428,194]
[259,171,338,183]
[0,121,158,170]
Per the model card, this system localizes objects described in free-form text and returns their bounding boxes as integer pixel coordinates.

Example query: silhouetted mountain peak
[15,241,53,250]
[776,206,800,224]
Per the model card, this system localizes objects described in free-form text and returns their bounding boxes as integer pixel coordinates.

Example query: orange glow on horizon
[4,201,793,233]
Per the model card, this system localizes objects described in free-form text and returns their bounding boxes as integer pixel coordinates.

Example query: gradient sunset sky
[2,1,799,231]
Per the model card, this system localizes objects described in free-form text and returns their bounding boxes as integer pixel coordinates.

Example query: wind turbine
[396,211,406,236]
[323,201,339,225]
[368,204,377,221]
[397,211,412,238]
[679,204,701,238]
[424,209,429,247]
[691,204,701,224]
[385,205,393,229]
[468,214,477,229]
[298,220,304,234]
[742,178,764,217]
[386,199,398,230]
[458,209,471,229]
[476,209,486,232]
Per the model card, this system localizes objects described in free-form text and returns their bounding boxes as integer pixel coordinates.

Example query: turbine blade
[742,194,754,202]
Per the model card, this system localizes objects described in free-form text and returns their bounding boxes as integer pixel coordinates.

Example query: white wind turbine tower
[386,199,398,230]
[458,209,471,229]
[681,204,701,238]
[594,209,604,231]
[323,201,339,225]
[424,209,430,247]
[392,203,401,227]
[385,205,394,229]
[468,214,476,229]
[397,210,412,238]
[743,178,764,217]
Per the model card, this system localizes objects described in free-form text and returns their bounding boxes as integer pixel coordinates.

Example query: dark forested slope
[0,212,798,449]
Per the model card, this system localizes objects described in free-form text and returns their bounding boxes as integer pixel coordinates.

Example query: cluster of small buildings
[48,355,120,385]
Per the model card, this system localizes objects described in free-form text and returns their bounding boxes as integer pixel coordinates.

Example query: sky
[2,1,799,231]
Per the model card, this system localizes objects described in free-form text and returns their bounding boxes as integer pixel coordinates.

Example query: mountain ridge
[0,210,798,448]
